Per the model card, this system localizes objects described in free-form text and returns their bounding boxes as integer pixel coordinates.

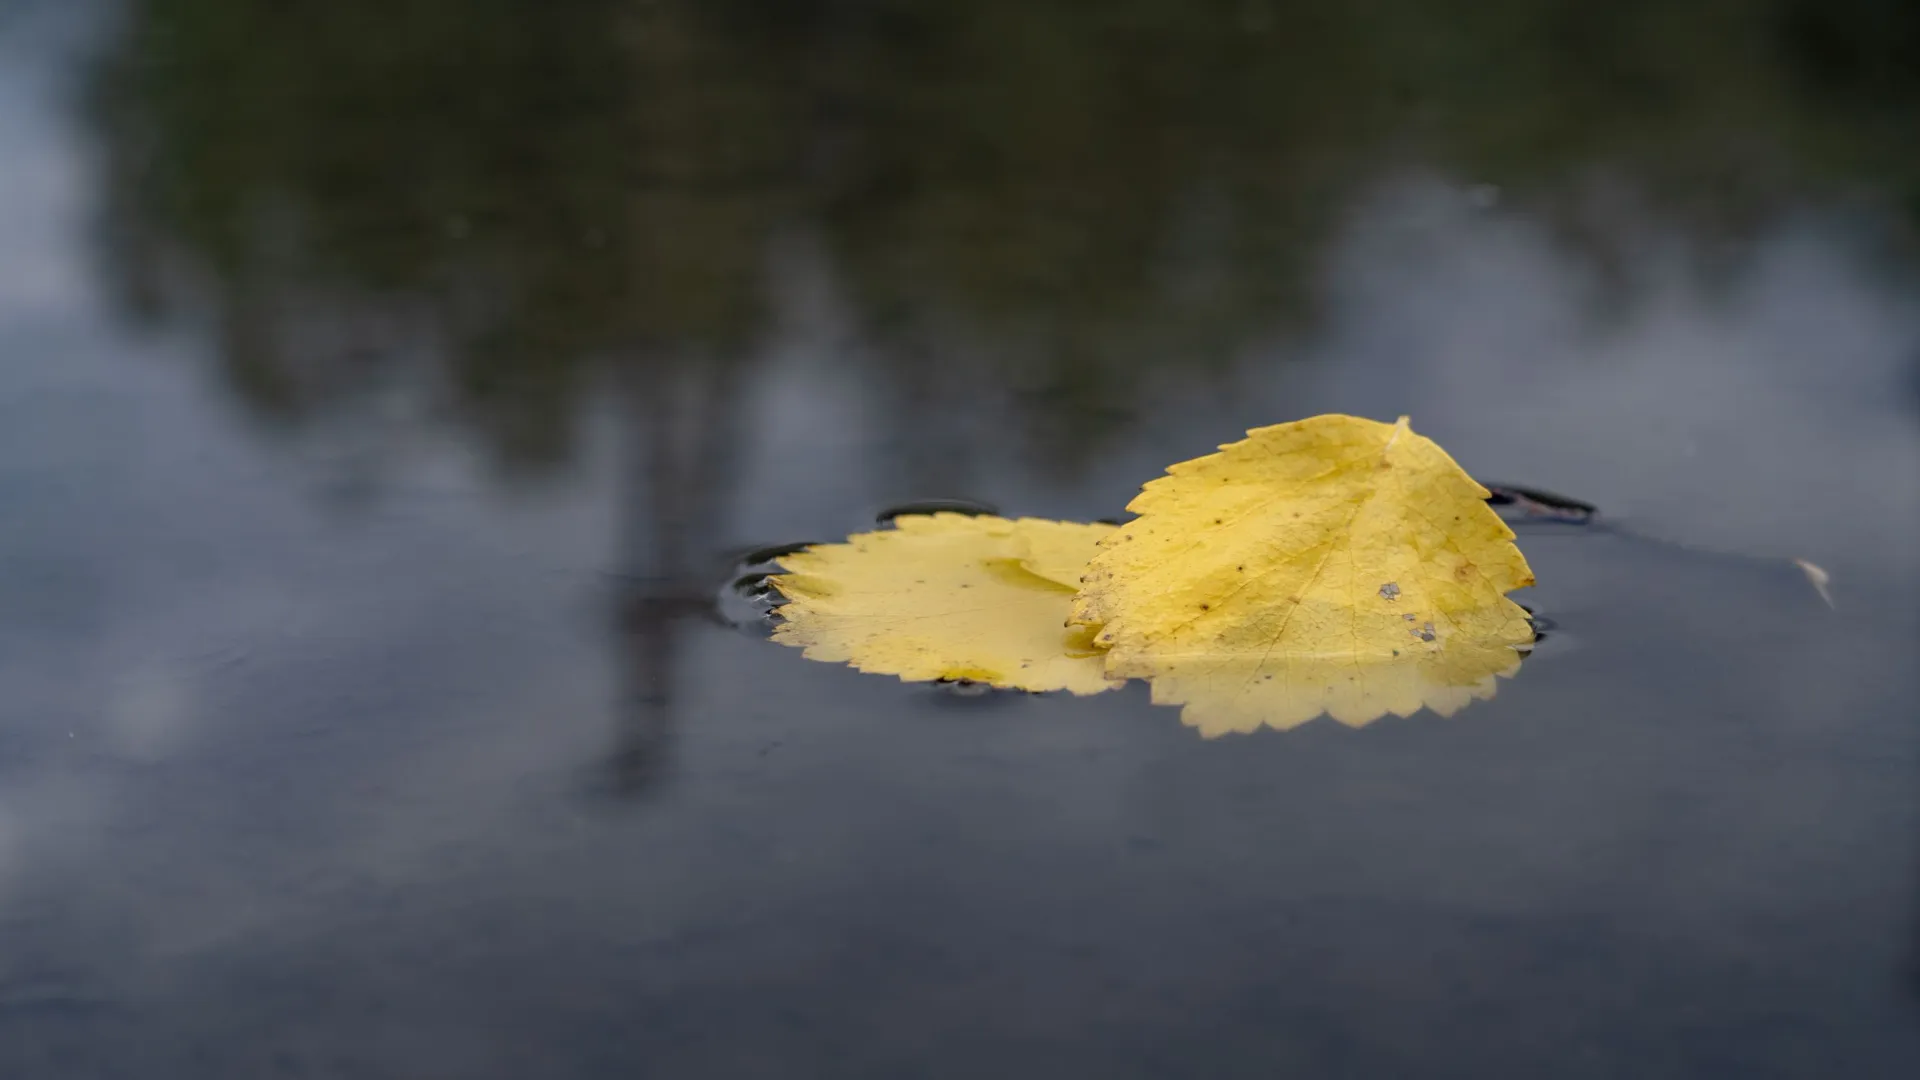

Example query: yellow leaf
[772,513,1121,696]
[1009,518,1116,590]
[1135,640,1525,736]
[1070,414,1535,733]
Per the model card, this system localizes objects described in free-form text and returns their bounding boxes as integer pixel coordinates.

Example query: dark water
[3,1,1919,1076]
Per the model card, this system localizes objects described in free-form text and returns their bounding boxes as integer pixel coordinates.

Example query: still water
[2,1,1918,1076]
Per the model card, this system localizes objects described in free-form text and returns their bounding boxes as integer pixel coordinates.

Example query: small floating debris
[1792,558,1835,610]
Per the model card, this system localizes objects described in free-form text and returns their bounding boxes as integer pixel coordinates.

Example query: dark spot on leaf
[1199,603,1210,611]
[1213,518,1223,525]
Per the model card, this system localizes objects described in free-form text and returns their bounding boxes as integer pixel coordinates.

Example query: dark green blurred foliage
[85,0,1920,475]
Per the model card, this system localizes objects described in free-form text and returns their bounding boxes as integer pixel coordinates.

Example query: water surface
[1,2,1917,1076]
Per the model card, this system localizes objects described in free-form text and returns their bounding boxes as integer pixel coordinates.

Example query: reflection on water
[0,0,1915,1075]
[84,0,1920,475]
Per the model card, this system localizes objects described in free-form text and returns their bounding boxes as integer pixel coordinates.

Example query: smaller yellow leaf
[771,513,1120,695]
[1009,518,1114,590]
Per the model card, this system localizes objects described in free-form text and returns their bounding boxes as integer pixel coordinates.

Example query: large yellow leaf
[772,513,1121,695]
[1070,415,1535,733]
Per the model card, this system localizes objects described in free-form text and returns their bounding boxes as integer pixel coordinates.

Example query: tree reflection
[86,0,1920,470]
[83,0,1920,796]
[87,0,794,797]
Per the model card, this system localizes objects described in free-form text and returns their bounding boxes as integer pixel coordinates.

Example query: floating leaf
[772,513,1120,695]
[1010,520,1115,590]
[1070,414,1534,733]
